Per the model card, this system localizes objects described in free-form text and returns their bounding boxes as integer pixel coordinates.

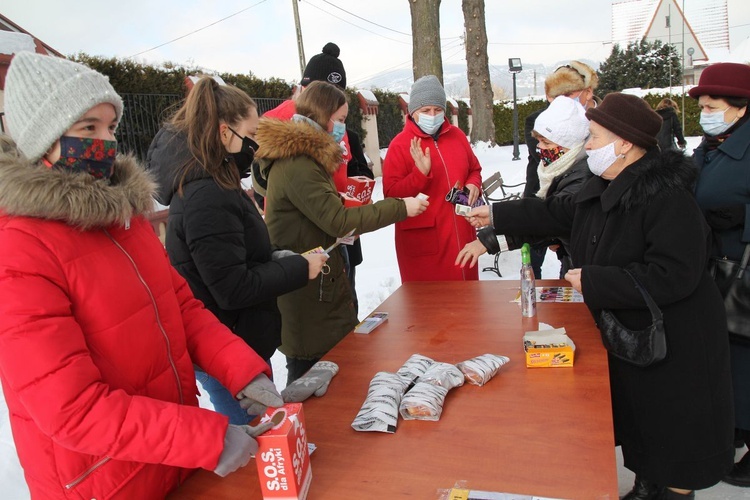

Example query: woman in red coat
[383,75,483,282]
[0,52,282,499]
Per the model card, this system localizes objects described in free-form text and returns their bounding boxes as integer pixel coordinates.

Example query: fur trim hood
[0,135,156,230]
[579,148,698,213]
[255,118,342,177]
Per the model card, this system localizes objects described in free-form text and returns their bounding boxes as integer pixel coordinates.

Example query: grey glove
[281,361,339,403]
[213,424,262,477]
[271,249,298,261]
[236,373,284,416]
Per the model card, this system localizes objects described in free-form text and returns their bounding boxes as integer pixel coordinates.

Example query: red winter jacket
[0,139,270,499]
[383,117,483,282]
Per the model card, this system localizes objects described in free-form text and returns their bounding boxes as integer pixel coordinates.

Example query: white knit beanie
[408,75,446,115]
[533,96,589,149]
[5,52,123,162]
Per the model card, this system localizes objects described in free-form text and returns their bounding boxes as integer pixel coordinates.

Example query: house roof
[0,13,64,91]
[611,0,728,59]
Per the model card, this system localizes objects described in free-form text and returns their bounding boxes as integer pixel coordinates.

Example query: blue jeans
[195,367,252,425]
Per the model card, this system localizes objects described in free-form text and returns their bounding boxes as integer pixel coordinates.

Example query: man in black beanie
[301,42,346,89]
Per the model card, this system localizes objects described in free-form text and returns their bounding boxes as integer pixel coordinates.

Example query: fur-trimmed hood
[0,135,156,230]
[255,118,342,178]
[579,148,698,213]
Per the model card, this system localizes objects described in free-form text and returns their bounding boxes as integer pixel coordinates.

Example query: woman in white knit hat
[0,52,284,498]
[456,96,590,275]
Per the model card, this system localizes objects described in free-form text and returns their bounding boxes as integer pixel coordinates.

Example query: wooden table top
[170,280,617,499]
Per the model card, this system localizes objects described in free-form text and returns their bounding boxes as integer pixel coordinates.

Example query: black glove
[705,205,746,231]
[477,227,501,255]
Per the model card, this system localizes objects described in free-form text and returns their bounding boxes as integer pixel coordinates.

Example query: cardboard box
[345,176,375,205]
[354,311,389,334]
[523,328,575,368]
[256,403,312,500]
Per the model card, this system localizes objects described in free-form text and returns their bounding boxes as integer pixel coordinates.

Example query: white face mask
[417,112,444,135]
[699,108,734,136]
[586,141,623,177]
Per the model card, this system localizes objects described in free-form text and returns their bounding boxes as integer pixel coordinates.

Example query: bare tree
[409,0,443,84]
[461,0,495,144]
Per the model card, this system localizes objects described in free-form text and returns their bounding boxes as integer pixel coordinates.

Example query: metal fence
[116,94,286,162]
[1,95,287,161]
[116,93,183,161]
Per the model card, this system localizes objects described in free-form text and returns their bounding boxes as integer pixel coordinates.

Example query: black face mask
[227,126,258,178]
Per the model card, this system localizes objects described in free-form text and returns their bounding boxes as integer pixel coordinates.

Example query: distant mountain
[355,60,600,100]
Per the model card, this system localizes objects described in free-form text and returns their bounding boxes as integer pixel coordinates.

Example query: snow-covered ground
[2,137,747,499]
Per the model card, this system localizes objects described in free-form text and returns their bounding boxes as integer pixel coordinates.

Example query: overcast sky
[4,0,750,87]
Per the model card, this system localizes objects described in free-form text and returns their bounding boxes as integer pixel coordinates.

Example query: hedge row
[491,92,703,146]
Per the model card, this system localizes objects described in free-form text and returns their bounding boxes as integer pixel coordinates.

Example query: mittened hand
[213,424,260,477]
[281,361,339,403]
[705,205,746,231]
[236,373,284,416]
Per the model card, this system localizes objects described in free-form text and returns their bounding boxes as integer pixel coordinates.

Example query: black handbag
[708,244,750,344]
[598,269,667,368]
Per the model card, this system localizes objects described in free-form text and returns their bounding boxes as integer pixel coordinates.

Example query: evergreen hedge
[372,89,405,149]
[491,93,701,147]
[456,101,470,135]
[493,99,548,146]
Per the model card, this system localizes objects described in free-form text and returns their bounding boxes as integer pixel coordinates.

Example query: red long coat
[0,144,270,499]
[383,117,482,282]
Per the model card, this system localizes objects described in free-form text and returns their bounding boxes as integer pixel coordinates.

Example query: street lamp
[509,58,523,161]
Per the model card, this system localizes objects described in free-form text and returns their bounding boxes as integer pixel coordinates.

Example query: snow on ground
[4,137,742,500]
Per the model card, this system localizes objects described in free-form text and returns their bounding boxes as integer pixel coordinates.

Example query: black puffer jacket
[147,127,309,359]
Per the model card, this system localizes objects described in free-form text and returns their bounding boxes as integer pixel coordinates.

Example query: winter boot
[723,450,750,487]
[654,489,694,499]
[621,476,664,500]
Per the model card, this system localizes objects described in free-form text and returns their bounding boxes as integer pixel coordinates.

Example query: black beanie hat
[301,42,346,90]
[585,93,662,149]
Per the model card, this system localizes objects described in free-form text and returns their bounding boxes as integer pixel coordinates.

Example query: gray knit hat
[408,75,446,115]
[5,52,123,162]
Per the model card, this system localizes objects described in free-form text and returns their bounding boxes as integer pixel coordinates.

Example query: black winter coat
[492,149,734,489]
[656,108,686,152]
[147,127,309,360]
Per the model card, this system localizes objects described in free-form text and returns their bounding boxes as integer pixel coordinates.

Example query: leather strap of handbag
[622,268,663,322]
[732,244,750,279]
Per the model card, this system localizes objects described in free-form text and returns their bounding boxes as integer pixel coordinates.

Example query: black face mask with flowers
[536,146,566,167]
[53,136,118,180]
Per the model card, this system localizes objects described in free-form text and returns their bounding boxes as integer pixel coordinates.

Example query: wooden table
[170,280,617,499]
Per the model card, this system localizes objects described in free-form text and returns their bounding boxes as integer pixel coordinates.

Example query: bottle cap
[521,243,531,265]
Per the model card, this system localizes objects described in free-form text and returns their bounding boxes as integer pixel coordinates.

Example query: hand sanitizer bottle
[520,243,537,318]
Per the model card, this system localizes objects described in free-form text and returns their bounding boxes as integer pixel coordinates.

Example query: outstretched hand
[455,240,488,269]
[466,205,491,228]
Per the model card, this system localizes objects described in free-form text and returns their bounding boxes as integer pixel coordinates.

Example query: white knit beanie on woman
[4,51,123,162]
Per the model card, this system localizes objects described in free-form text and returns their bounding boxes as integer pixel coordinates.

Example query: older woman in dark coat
[690,62,750,488]
[457,93,734,499]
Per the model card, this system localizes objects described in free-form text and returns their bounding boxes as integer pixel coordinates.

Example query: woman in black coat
[147,77,328,424]
[655,98,687,152]
[457,93,734,499]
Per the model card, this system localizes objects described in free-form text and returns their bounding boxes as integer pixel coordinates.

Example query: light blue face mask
[699,108,734,136]
[330,120,346,143]
[417,112,444,135]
